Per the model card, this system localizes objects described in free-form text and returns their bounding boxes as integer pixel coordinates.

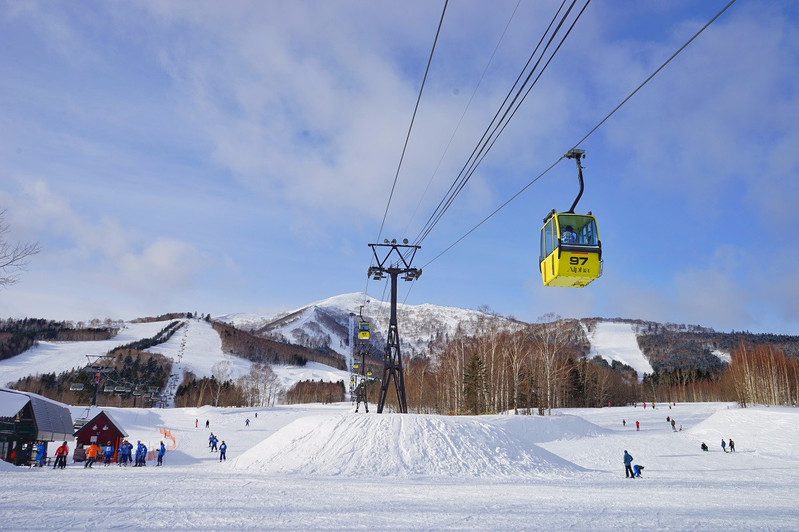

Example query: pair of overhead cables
[364,0,449,311]
[411,0,590,247]
[418,0,738,271]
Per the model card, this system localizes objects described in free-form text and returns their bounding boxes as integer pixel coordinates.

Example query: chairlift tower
[83,354,114,407]
[367,239,422,413]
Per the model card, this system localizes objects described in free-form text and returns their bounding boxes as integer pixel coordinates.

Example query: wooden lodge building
[73,410,128,462]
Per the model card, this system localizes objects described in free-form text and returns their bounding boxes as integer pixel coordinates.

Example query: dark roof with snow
[0,388,74,441]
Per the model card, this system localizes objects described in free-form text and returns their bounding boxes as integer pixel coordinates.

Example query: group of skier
[208,432,228,461]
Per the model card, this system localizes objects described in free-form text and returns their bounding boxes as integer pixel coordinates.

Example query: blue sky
[1,0,797,334]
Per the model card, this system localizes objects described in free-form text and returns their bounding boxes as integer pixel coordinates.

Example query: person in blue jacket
[34,442,45,467]
[219,440,227,461]
[633,464,644,477]
[157,441,166,466]
[623,450,634,478]
[117,442,127,466]
[103,442,114,466]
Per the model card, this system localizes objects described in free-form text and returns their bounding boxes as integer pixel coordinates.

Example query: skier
[103,441,114,466]
[219,440,227,462]
[623,450,634,478]
[633,464,644,477]
[157,441,166,466]
[721,439,727,453]
[671,419,676,432]
[84,443,101,468]
[635,420,640,431]
[205,419,210,429]
[729,438,735,452]
[124,440,134,465]
[245,418,250,427]
[53,441,69,469]
[34,441,45,467]
[622,419,626,427]
[701,442,709,452]
[208,432,215,449]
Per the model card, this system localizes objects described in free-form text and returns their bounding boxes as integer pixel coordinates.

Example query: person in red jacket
[53,441,69,469]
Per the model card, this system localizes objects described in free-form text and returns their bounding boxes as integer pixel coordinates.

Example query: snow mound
[489,412,611,444]
[688,406,799,459]
[233,413,585,479]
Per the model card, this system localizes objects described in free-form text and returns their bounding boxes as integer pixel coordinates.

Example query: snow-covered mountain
[219,292,521,359]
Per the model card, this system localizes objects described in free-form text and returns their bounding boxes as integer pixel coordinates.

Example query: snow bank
[233,413,585,479]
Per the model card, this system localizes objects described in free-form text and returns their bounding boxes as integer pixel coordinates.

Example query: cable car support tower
[367,239,422,413]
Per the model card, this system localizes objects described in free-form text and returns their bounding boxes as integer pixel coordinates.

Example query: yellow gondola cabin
[539,210,602,287]
[358,321,370,340]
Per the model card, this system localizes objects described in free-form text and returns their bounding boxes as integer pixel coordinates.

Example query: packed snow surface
[2,402,798,530]
[0,321,170,387]
[584,321,654,379]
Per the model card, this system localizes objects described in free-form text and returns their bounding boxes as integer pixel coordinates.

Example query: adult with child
[623,450,634,478]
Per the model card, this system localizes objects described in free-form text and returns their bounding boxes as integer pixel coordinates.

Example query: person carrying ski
[219,440,227,461]
[623,450,634,478]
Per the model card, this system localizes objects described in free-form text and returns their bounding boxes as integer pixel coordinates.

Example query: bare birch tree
[0,210,40,288]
